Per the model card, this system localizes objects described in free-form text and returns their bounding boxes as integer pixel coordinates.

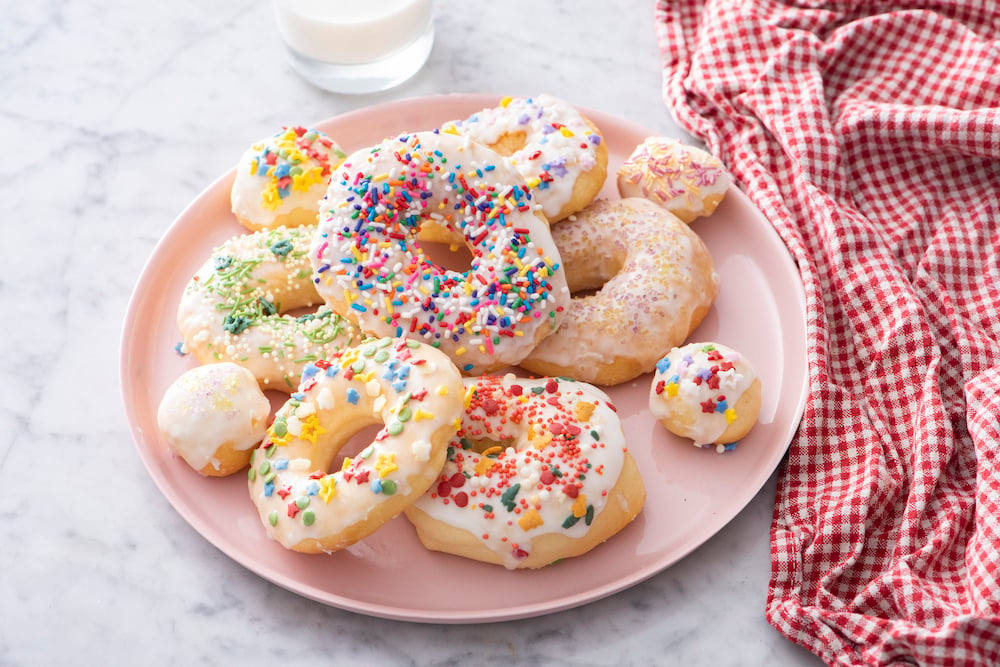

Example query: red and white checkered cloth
[655,1,1000,664]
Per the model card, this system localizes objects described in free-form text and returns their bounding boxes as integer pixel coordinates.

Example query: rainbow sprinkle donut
[247,337,465,553]
[177,225,364,392]
[311,131,570,375]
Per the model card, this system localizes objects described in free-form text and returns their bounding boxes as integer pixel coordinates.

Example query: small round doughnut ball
[231,126,346,232]
[617,136,730,223]
[157,363,271,476]
[441,94,609,222]
[649,342,761,452]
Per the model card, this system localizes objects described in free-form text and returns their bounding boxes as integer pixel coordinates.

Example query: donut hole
[487,130,529,157]
[328,422,385,471]
[462,435,518,455]
[563,248,625,294]
[419,240,475,274]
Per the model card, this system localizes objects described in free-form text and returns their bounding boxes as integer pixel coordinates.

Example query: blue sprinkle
[264,482,275,497]
[656,357,672,374]
[346,388,360,405]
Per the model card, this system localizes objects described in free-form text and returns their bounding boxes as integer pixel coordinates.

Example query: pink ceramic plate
[120,94,807,623]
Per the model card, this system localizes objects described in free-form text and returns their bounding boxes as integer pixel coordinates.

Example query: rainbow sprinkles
[310,130,571,375]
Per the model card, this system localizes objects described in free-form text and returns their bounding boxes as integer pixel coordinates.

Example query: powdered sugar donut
[442,94,608,222]
[157,362,271,476]
[649,342,762,452]
[617,136,730,223]
[231,126,346,231]
[177,225,365,392]
[519,198,719,386]
[311,131,570,375]
[405,374,645,569]
[247,337,465,553]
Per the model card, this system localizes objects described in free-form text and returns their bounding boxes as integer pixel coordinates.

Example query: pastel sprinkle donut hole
[311,130,571,376]
[247,337,466,554]
[157,362,271,477]
[616,136,730,224]
[405,374,645,569]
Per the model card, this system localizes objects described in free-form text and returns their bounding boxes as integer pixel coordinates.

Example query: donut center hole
[564,251,625,296]
[462,435,517,455]
[419,240,474,273]
[329,422,384,472]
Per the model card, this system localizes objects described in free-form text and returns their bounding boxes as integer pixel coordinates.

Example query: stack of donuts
[156,95,762,569]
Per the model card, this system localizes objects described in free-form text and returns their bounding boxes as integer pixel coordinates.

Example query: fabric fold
[655,1,1000,664]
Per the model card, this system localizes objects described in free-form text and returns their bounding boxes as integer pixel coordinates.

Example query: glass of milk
[272,0,434,94]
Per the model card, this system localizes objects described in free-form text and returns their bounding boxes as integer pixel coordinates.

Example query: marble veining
[0,0,821,664]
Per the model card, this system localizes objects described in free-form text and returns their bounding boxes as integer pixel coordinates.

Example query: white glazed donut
[247,337,465,553]
[519,198,719,386]
[405,374,645,569]
[231,126,346,232]
[177,225,365,392]
[157,362,271,476]
[442,94,608,222]
[310,130,570,375]
[649,342,762,452]
[616,136,730,223]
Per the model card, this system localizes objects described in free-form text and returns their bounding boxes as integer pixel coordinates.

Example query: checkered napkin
[655,1,1000,664]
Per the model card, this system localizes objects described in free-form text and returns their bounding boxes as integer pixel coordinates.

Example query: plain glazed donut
[247,337,465,553]
[442,94,608,222]
[405,374,645,569]
[177,225,365,392]
[650,342,762,452]
[616,136,730,224]
[157,362,271,476]
[311,131,570,375]
[519,198,719,386]
[231,126,347,232]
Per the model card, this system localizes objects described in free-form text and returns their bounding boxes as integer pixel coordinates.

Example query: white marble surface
[2,0,822,664]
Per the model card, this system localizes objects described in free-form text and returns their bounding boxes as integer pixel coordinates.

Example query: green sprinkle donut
[177,225,364,392]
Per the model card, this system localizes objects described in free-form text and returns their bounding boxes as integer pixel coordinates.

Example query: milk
[273,0,433,65]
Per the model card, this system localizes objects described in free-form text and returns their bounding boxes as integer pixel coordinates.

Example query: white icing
[442,94,605,222]
[617,136,730,222]
[247,338,464,551]
[176,225,364,392]
[521,198,719,382]
[409,375,629,569]
[231,127,346,230]
[649,342,757,446]
[310,131,569,375]
[156,363,270,471]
